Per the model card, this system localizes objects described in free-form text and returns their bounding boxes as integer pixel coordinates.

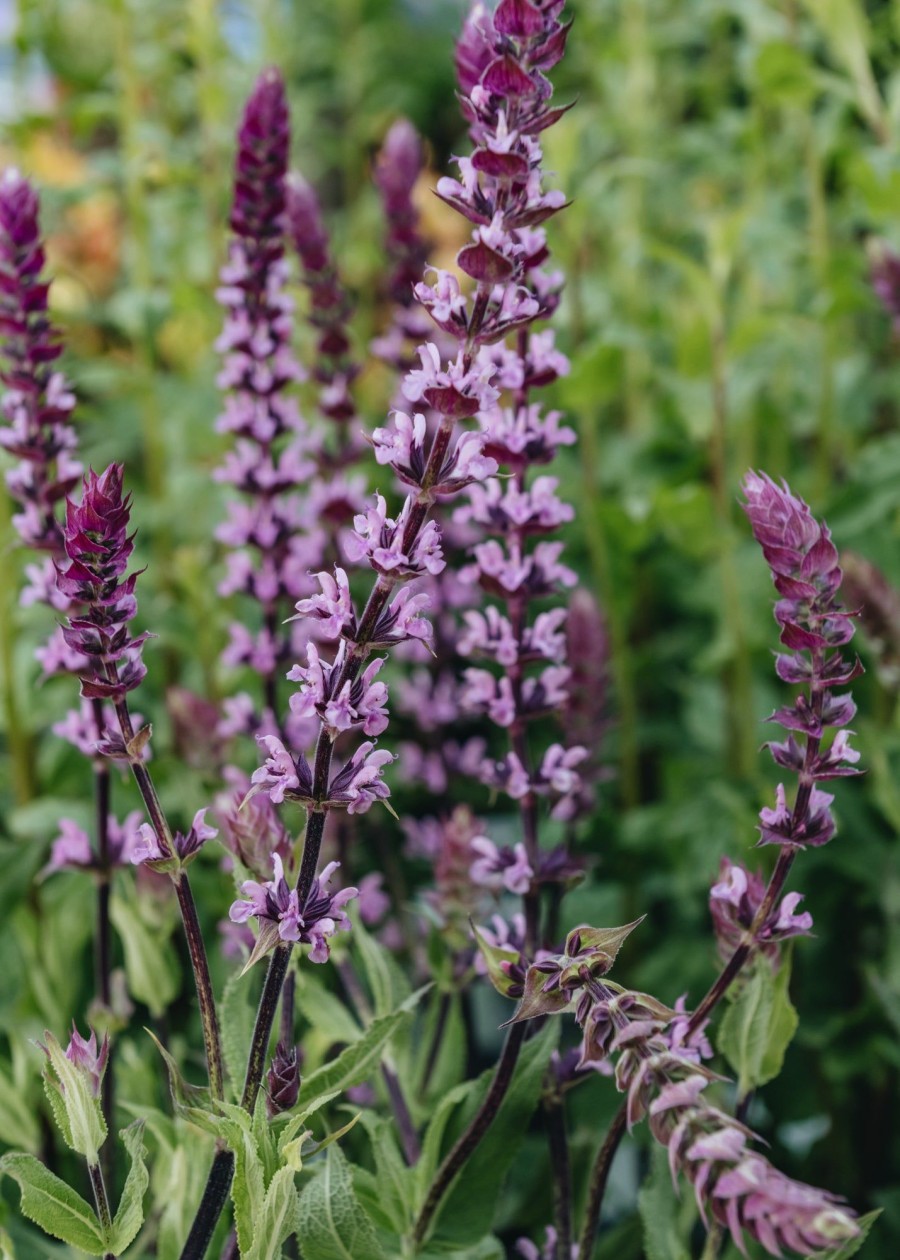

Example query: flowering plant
[0,3,887,1260]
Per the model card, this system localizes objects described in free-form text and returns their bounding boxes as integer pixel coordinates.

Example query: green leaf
[229,1119,266,1257]
[295,1145,386,1260]
[110,888,180,1018]
[108,1121,150,1254]
[298,987,427,1107]
[220,967,261,1100]
[352,916,412,1018]
[351,1111,414,1234]
[294,973,363,1047]
[426,1022,559,1247]
[0,1153,108,1254]
[758,951,800,1088]
[812,1209,883,1260]
[637,1146,693,1260]
[0,1064,39,1154]
[717,956,799,1097]
[416,1079,480,1203]
[244,1166,300,1260]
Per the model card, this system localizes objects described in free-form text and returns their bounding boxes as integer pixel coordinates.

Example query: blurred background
[1,0,899,1255]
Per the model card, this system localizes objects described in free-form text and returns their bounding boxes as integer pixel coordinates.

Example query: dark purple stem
[544,1085,573,1260]
[413,1021,528,1245]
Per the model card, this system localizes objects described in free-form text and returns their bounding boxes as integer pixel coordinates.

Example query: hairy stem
[179,1146,235,1260]
[109,688,224,1100]
[88,1160,114,1260]
[578,1102,627,1259]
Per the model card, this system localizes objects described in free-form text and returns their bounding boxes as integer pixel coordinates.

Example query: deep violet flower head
[710,858,813,965]
[742,473,862,850]
[56,464,150,704]
[0,168,81,557]
[266,1040,301,1116]
[229,854,357,968]
[250,734,395,815]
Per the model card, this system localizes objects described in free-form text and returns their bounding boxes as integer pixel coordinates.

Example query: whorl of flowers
[742,473,862,850]
[57,464,150,705]
[229,855,357,967]
[709,858,813,965]
[512,927,859,1257]
[214,68,316,713]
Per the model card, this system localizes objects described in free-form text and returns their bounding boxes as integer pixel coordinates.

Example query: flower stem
[577,1102,627,1259]
[92,704,116,1193]
[179,1146,235,1260]
[544,1084,573,1260]
[108,685,225,1100]
[87,1160,114,1260]
[413,1021,527,1246]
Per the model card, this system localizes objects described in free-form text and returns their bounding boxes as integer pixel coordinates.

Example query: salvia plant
[0,2,885,1259]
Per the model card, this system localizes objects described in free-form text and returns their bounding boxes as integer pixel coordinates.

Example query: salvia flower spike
[742,472,862,851]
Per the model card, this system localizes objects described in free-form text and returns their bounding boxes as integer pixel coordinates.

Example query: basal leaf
[0,1153,108,1254]
[295,1145,386,1260]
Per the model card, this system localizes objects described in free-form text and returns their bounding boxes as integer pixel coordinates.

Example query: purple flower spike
[742,472,862,853]
[215,69,315,721]
[0,168,82,558]
[57,464,150,704]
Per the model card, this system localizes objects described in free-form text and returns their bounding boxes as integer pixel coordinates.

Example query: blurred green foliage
[1,0,899,1255]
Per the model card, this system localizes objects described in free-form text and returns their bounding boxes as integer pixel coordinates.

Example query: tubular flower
[229,855,357,963]
[710,858,813,965]
[742,472,862,851]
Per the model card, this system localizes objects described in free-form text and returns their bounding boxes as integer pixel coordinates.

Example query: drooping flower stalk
[578,471,863,1248]
[56,464,225,1103]
[0,167,121,1175]
[564,965,857,1257]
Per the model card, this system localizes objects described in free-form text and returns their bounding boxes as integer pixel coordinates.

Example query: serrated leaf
[146,1029,213,1120]
[220,967,261,1100]
[107,1121,149,1254]
[229,1120,267,1257]
[295,1145,386,1260]
[298,987,427,1107]
[0,1153,108,1254]
[244,1165,300,1260]
[637,1146,693,1260]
